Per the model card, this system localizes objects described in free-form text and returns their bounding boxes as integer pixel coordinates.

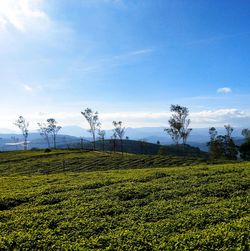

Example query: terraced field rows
[0,150,207,176]
[0,151,249,250]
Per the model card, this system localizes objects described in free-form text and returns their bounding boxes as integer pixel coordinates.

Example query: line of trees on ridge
[12,105,250,160]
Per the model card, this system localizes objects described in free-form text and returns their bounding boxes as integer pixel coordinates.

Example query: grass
[0,150,249,250]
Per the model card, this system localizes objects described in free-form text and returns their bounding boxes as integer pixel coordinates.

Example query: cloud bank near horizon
[0,108,249,133]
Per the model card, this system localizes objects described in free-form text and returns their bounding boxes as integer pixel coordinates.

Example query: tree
[239,141,250,160]
[47,118,61,149]
[97,123,106,151]
[81,108,100,150]
[113,121,125,154]
[242,128,250,142]
[223,124,237,160]
[164,105,192,145]
[110,133,117,153]
[38,122,50,148]
[208,127,223,160]
[14,116,29,150]
[239,128,250,160]
[207,125,237,160]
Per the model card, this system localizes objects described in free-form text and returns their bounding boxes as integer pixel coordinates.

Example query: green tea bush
[0,150,249,250]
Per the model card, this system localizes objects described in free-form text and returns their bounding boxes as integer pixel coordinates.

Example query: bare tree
[38,122,50,148]
[164,105,192,145]
[81,108,100,150]
[113,121,125,154]
[47,118,61,149]
[14,116,29,150]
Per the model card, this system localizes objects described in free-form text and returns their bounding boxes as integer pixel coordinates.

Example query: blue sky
[0,0,250,130]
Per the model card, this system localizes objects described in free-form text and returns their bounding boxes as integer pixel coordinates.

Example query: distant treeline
[7,105,250,160]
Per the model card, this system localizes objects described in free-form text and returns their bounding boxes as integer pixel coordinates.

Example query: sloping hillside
[0,151,249,250]
[0,150,206,176]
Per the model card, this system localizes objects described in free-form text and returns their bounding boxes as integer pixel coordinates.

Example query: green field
[0,150,249,250]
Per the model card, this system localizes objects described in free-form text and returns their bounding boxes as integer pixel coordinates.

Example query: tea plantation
[0,150,249,250]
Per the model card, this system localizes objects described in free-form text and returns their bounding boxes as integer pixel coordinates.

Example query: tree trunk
[120,139,123,155]
[54,134,56,149]
[93,132,96,150]
[46,136,50,148]
[24,137,28,150]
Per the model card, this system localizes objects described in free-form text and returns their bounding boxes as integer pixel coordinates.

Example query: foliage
[37,122,51,148]
[158,146,167,155]
[113,121,126,154]
[240,128,250,160]
[208,125,238,161]
[242,128,250,142]
[46,119,62,149]
[164,104,192,145]
[0,151,249,250]
[97,124,106,151]
[0,150,207,176]
[240,141,250,160]
[81,108,100,150]
[14,116,29,150]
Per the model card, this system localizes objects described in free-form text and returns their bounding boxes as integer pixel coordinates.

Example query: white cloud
[23,84,33,92]
[190,109,250,127]
[0,103,250,131]
[129,48,155,56]
[217,87,232,94]
[23,83,43,93]
[0,0,50,32]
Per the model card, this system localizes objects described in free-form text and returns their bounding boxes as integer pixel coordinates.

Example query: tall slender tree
[224,124,238,160]
[113,121,125,154]
[14,116,29,150]
[110,132,117,153]
[38,122,51,148]
[164,105,192,145]
[208,127,223,160]
[97,123,106,151]
[81,108,100,150]
[47,118,61,149]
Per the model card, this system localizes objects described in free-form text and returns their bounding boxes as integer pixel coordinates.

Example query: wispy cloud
[129,49,155,56]
[217,87,232,94]
[187,32,250,46]
[74,48,154,73]
[80,0,125,7]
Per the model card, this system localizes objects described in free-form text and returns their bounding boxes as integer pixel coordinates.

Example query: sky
[0,0,250,131]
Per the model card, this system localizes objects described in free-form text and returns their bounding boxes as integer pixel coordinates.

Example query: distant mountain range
[0,126,245,152]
